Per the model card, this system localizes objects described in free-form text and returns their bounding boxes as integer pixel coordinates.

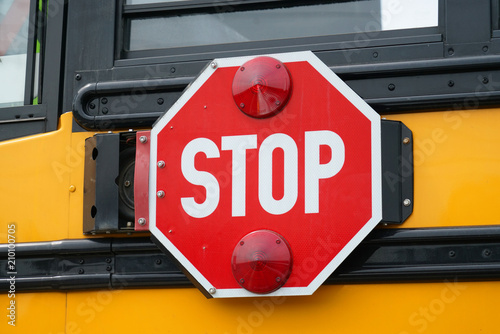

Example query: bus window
[0,0,30,107]
[125,0,439,52]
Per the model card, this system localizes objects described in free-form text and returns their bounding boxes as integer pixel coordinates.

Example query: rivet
[482,45,489,53]
[211,62,217,69]
[124,180,131,187]
[157,98,164,105]
[170,126,173,129]
[157,190,165,198]
[240,278,245,284]
[449,250,456,258]
[170,67,176,73]
[138,218,146,226]
[78,269,84,274]
[448,80,454,87]
[69,185,76,192]
[240,103,245,108]
[168,230,172,233]
[209,288,216,294]
[276,277,281,282]
[276,239,281,244]
[75,73,81,81]
[79,259,84,264]
[483,77,489,84]
[101,98,108,105]
[240,67,245,71]
[240,241,244,246]
[89,102,95,109]
[403,199,411,207]
[102,107,108,114]
[373,51,379,58]
[139,136,148,143]
[155,259,162,265]
[483,249,492,257]
[276,64,281,69]
[388,83,395,91]
[157,160,165,168]
[105,258,112,263]
[448,48,454,56]
[403,137,410,145]
[106,266,112,271]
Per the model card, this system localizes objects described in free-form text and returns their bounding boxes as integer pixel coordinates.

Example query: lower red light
[232,56,292,118]
[231,230,293,294]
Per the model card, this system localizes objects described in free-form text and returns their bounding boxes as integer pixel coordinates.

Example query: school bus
[2,0,500,332]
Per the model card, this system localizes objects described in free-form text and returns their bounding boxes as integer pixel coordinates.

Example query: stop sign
[149,51,382,298]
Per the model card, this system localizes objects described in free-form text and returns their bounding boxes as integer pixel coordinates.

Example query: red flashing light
[231,230,293,294]
[232,56,292,118]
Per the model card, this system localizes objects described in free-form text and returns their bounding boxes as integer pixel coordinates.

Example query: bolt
[78,269,84,274]
[276,239,281,244]
[448,80,454,87]
[89,102,95,109]
[155,259,162,265]
[240,241,244,246]
[157,190,165,198]
[138,218,146,226]
[483,249,492,257]
[449,250,456,258]
[209,288,216,294]
[403,199,411,207]
[240,103,245,109]
[106,266,112,271]
[276,277,281,282]
[105,258,112,263]
[157,160,165,168]
[69,185,76,192]
[170,126,173,129]
[170,67,176,73]
[240,67,245,71]
[388,83,395,91]
[240,278,245,284]
[483,77,489,84]
[275,101,280,106]
[75,73,81,81]
[101,98,108,104]
[124,180,131,187]
[448,48,454,56]
[102,107,108,114]
[483,45,489,53]
[79,259,85,264]
[139,135,148,144]
[211,62,217,69]
[403,137,410,145]
[276,64,281,69]
[157,98,164,105]
[373,51,378,58]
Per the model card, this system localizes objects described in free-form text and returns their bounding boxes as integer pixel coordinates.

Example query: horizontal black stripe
[2,226,500,292]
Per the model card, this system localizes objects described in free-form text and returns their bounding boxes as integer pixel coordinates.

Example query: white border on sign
[149,51,382,298]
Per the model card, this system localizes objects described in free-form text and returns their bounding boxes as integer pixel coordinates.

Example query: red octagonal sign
[150,51,382,298]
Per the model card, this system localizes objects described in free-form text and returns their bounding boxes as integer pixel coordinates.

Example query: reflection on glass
[127,0,438,52]
[0,0,30,107]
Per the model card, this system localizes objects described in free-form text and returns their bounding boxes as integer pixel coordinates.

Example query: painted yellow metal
[63,282,500,334]
[2,109,500,333]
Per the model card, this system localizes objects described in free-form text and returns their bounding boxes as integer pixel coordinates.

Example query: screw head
[138,218,146,226]
[102,107,108,114]
[211,62,217,69]
[124,180,131,187]
[157,160,165,168]
[403,199,411,207]
[209,288,216,294]
[101,98,108,104]
[388,83,395,91]
[157,190,165,198]
[157,98,164,105]
[69,185,76,192]
[106,266,112,271]
[78,269,84,274]
[75,73,81,81]
[403,137,410,145]
[448,80,455,87]
[483,77,489,84]
[139,136,148,144]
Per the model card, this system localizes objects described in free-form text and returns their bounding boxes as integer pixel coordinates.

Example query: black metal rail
[2,226,500,292]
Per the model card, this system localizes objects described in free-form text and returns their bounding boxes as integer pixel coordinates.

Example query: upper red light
[231,230,293,294]
[232,56,292,118]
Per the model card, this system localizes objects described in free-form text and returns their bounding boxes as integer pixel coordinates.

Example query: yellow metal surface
[2,109,500,333]
[0,292,66,333]
[63,282,498,334]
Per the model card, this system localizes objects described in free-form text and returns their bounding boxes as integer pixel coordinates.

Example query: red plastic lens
[231,230,293,294]
[232,56,292,118]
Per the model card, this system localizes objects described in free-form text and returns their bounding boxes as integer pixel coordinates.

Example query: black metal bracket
[3,226,500,292]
